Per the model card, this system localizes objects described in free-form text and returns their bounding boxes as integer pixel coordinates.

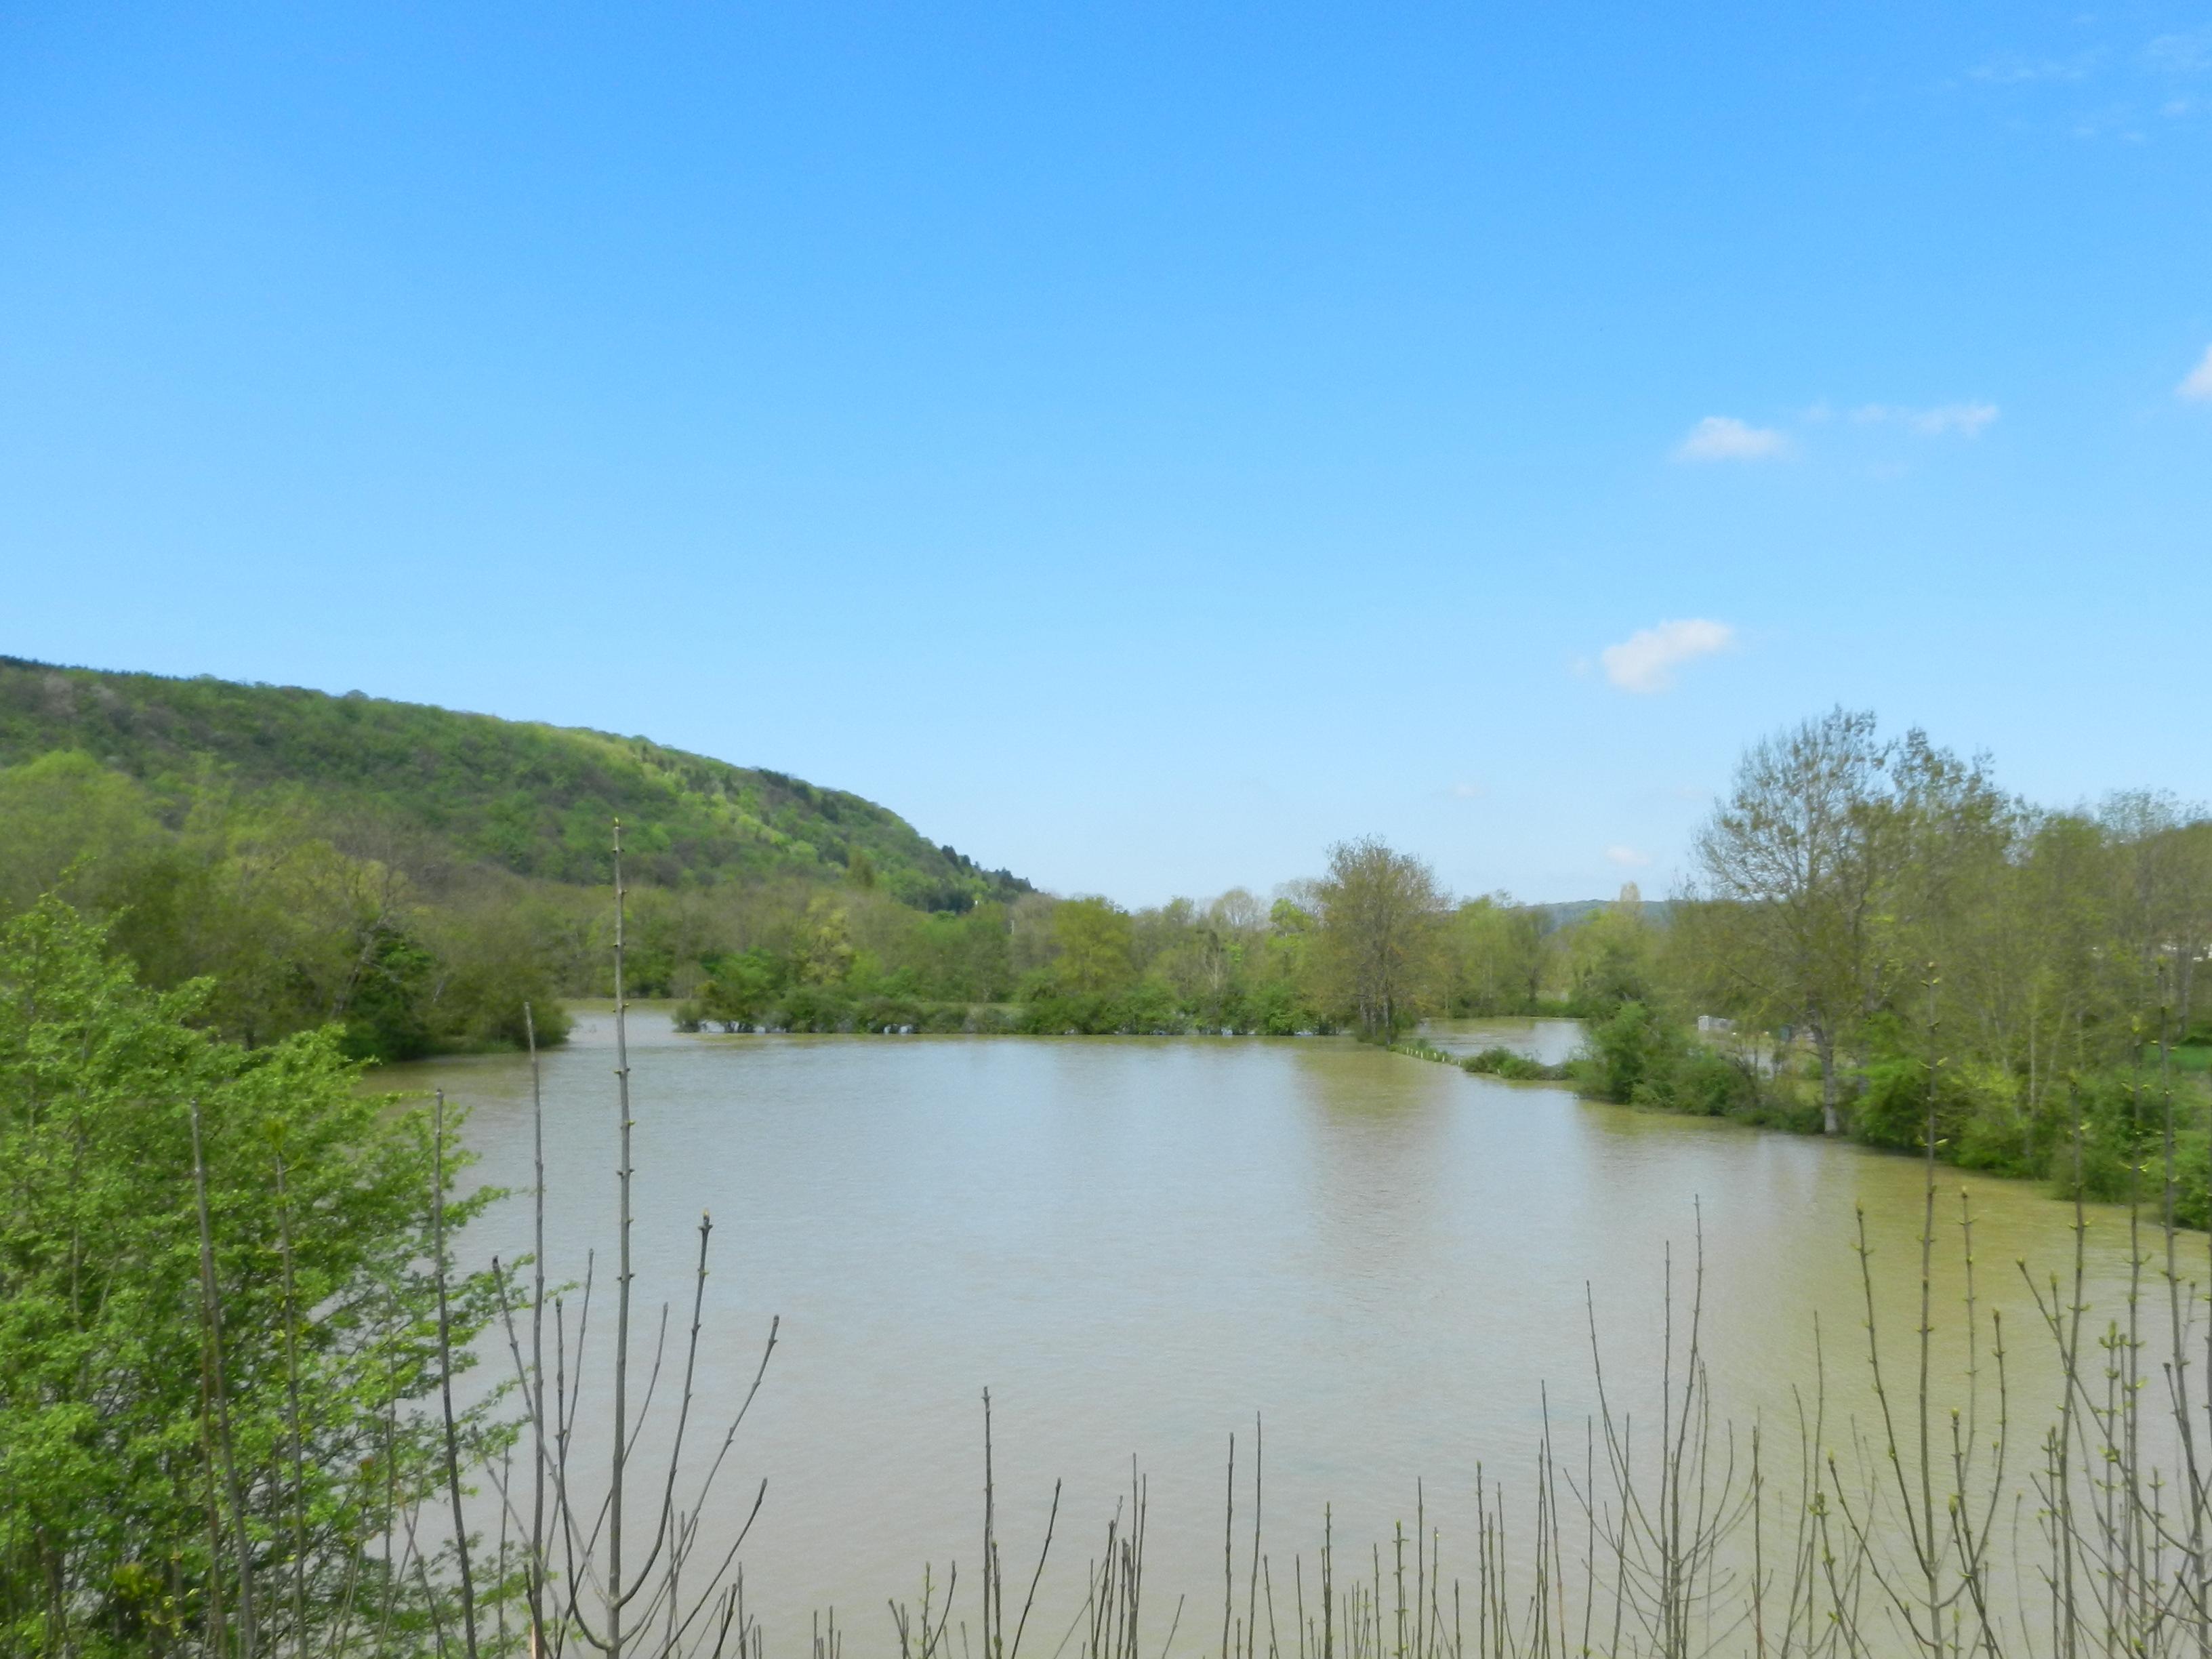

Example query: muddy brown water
[384,1010,2163,1649]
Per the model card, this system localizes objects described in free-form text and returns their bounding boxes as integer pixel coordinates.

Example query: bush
[1663,1049,1761,1118]
[1576,1000,1673,1103]
[779,983,854,1032]
[0,897,501,1652]
[1461,1046,1560,1082]
[1244,979,1317,1035]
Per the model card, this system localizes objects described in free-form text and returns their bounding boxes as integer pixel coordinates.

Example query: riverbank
[1387,1009,2212,1225]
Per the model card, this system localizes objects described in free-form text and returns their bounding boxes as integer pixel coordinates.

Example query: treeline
[667,840,1582,1037]
[1551,711,2212,1219]
[0,660,1032,1061]
[0,751,577,1060]
[0,735,1612,1056]
[0,764,1033,1065]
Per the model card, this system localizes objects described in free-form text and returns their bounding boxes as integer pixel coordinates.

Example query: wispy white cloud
[1851,401,2000,436]
[1605,845,1652,869]
[1910,401,2001,436]
[1599,619,1736,695]
[2179,345,2212,402]
[2146,28,2212,75]
[1673,416,1788,463]
[1969,49,2099,83]
[1953,29,2212,142]
[1445,781,1484,800]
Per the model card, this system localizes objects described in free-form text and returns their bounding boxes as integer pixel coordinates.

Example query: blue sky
[3,3,2208,905]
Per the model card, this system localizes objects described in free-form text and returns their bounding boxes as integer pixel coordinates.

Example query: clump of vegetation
[1459,1045,1564,1082]
[0,749,573,1061]
[1538,711,2212,1204]
[0,896,503,1654]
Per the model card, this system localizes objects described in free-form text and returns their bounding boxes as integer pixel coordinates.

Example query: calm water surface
[386,1010,2152,1644]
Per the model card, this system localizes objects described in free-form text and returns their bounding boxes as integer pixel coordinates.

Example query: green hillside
[0,657,1025,909]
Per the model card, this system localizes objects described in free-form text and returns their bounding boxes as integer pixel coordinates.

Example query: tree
[1052,897,1135,995]
[795,895,857,985]
[1313,837,1447,1037]
[1693,708,1900,1135]
[2102,792,2212,1036]
[1559,886,1657,1015]
[0,895,501,1654]
[1443,894,1545,1015]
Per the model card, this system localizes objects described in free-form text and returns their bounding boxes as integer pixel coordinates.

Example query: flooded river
[386,1010,2164,1648]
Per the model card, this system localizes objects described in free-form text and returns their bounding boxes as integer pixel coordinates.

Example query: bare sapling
[485,821,778,1659]
[433,1089,483,1659]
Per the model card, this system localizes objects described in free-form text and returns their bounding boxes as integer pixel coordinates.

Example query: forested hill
[0,657,1026,910]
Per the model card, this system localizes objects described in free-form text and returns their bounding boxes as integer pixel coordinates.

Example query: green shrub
[1460,1046,1557,1082]
[1666,1049,1761,1118]
[1576,1000,1671,1103]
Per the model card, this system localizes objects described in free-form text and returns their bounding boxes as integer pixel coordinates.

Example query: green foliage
[336,924,438,1061]
[1313,838,1448,1037]
[1564,943,2212,1219]
[0,748,574,1060]
[0,658,1026,907]
[1576,1000,1672,1102]
[0,656,1031,1057]
[1850,1027,2032,1158]
[1441,896,1548,1015]
[1460,1046,1563,1082]
[671,877,1335,1036]
[1051,897,1136,995]
[0,897,503,1654]
[1549,890,1658,1018]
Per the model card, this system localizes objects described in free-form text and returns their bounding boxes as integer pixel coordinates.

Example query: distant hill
[1534,897,1674,930]
[0,657,1026,911]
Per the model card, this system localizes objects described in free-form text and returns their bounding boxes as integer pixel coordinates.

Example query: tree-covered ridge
[0,657,1026,909]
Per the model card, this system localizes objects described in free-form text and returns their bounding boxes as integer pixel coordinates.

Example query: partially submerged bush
[1460,1045,1563,1082]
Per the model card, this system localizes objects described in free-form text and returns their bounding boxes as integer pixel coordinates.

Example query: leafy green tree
[334,923,438,1061]
[1557,886,1656,1015]
[1443,895,1545,1015]
[1313,838,1447,1037]
[0,897,501,1656]
[1052,897,1135,995]
[796,896,857,985]
[0,750,170,918]
[1693,709,1902,1134]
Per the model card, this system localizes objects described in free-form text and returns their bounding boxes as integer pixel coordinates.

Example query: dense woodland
[0,659,1027,1060]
